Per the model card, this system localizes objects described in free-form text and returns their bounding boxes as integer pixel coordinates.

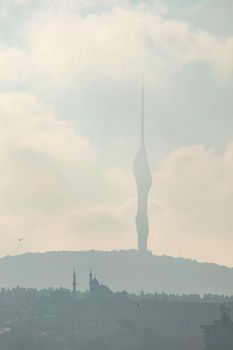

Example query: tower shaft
[133,83,152,253]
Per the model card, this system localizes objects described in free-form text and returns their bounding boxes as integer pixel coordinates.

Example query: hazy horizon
[0,0,233,266]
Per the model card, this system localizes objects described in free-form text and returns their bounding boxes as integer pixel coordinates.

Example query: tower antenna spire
[141,80,145,147]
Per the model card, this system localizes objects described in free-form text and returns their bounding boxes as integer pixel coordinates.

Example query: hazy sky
[0,0,233,266]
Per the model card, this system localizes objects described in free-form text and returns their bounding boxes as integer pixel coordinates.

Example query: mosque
[72,268,112,297]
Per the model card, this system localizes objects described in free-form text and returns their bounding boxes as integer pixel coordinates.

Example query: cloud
[0,0,233,266]
[0,92,97,213]
[0,0,27,15]
[0,92,135,256]
[0,45,32,86]
[0,0,232,90]
[1,92,233,266]
[21,3,233,90]
[150,143,233,265]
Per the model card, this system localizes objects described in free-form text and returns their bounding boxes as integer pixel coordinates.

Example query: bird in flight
[18,238,24,242]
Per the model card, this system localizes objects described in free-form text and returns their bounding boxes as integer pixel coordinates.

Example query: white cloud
[0,1,232,90]
[1,93,233,265]
[150,143,233,266]
[0,45,32,86]
[0,1,233,266]
[0,92,97,213]
[0,92,135,256]
[0,92,96,163]
[22,3,233,89]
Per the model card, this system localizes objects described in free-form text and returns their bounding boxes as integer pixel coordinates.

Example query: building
[89,268,112,296]
[201,303,233,350]
[133,83,152,253]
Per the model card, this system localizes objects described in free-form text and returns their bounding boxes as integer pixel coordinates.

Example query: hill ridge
[0,250,232,295]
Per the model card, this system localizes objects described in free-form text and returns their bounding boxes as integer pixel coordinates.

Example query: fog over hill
[0,251,232,295]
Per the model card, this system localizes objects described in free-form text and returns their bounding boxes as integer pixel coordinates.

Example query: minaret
[133,82,152,253]
[72,269,77,299]
[89,268,93,292]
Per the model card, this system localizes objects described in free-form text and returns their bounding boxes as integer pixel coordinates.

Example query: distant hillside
[0,250,232,295]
